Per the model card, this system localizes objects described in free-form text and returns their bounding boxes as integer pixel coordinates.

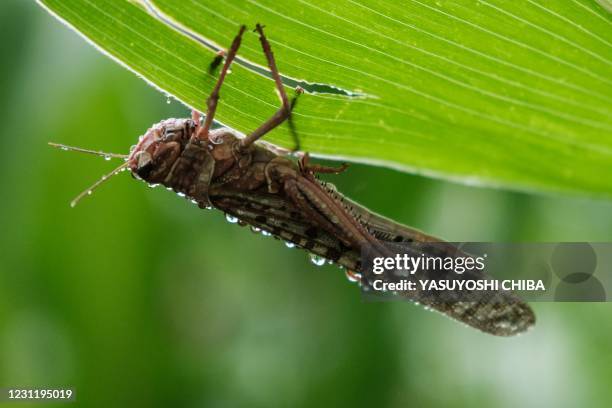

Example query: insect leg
[255,24,289,111]
[287,87,304,151]
[299,152,349,176]
[193,25,247,142]
[285,172,390,252]
[283,177,353,247]
[240,24,301,148]
[208,50,225,74]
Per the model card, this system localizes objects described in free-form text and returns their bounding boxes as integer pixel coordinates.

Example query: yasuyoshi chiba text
[372,279,546,292]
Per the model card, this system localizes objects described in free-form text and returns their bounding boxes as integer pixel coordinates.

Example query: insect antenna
[48,142,129,207]
[48,142,128,159]
[68,162,129,208]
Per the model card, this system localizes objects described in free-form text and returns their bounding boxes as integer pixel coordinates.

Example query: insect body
[52,25,534,336]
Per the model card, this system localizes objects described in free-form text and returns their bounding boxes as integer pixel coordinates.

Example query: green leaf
[38,0,612,197]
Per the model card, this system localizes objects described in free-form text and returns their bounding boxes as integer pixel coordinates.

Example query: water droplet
[166,187,173,191]
[261,230,271,237]
[345,269,361,283]
[86,190,92,196]
[104,155,111,161]
[148,183,158,188]
[285,242,295,249]
[61,146,68,151]
[225,214,238,223]
[190,199,198,205]
[250,226,261,233]
[176,192,185,198]
[309,254,326,266]
[166,96,172,104]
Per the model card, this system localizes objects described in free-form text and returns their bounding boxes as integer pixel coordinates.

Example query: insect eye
[136,160,154,179]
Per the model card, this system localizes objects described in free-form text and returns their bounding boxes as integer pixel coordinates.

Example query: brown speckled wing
[210,185,535,336]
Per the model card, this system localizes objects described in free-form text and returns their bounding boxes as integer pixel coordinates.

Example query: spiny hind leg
[283,177,352,247]
[240,24,303,149]
[192,25,246,142]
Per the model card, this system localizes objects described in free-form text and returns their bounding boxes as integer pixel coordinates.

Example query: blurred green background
[1,1,612,407]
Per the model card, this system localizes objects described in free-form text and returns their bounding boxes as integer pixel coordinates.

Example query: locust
[50,24,535,336]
